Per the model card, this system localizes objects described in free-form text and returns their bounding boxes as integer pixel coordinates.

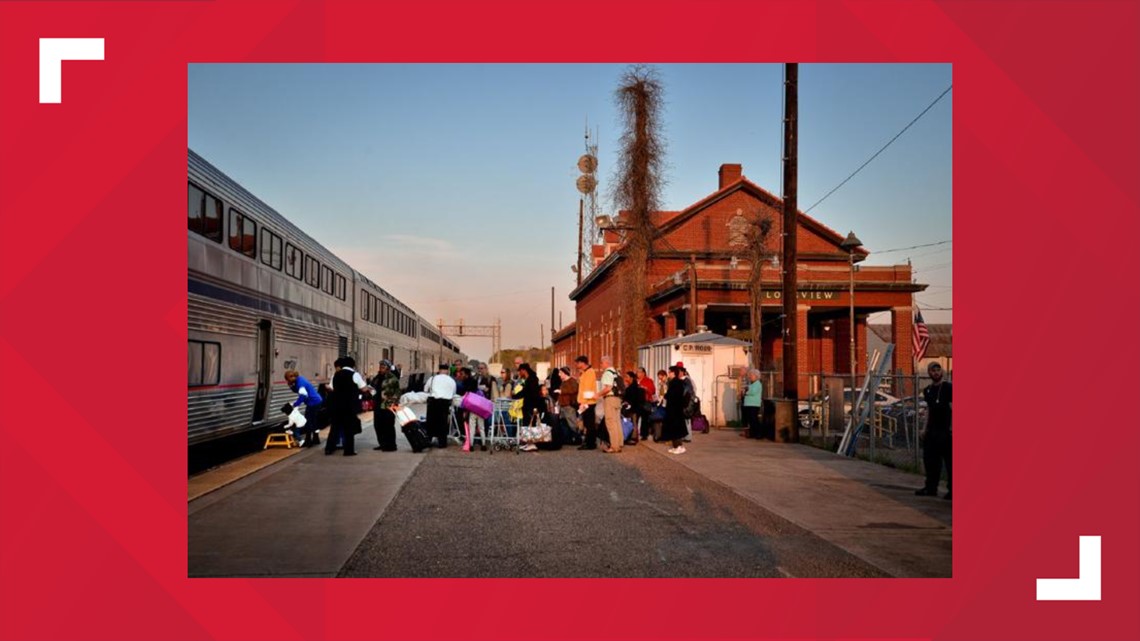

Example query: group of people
[281,356,373,456]
[283,353,703,456]
[282,354,950,499]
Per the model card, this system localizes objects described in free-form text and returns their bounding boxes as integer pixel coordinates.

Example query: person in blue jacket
[285,369,324,447]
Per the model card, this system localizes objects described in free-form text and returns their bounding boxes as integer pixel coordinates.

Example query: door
[253,319,273,423]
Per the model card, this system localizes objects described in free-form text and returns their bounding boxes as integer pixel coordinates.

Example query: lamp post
[840,231,863,400]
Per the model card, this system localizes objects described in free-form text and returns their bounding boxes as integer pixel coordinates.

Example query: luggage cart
[447,399,465,446]
[487,398,519,453]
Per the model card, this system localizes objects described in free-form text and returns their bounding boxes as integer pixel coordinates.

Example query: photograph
[187,63,952,578]
[3,1,1136,639]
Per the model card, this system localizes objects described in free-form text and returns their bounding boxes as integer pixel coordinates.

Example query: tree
[612,65,666,368]
[744,210,775,370]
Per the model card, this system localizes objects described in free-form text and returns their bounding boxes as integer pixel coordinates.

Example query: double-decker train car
[188,149,465,445]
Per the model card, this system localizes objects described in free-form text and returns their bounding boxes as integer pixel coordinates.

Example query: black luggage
[401,421,430,453]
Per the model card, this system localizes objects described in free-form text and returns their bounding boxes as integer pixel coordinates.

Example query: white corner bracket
[39,38,104,104]
[1036,535,1101,601]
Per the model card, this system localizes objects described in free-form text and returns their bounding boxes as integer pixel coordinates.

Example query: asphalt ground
[339,442,890,578]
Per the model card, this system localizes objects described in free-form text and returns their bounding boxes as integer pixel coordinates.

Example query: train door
[253,319,274,423]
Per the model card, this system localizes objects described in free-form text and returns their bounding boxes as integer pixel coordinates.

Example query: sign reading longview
[763,290,839,300]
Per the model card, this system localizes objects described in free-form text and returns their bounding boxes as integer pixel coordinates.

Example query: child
[281,402,308,447]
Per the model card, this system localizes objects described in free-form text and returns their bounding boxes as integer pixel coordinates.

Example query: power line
[408,287,548,306]
[804,84,952,214]
[875,239,952,254]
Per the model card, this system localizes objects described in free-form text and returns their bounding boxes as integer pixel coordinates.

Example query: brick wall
[568,165,922,394]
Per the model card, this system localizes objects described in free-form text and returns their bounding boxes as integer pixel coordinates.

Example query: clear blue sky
[189,63,951,362]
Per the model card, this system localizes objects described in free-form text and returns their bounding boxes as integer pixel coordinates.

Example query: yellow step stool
[264,431,297,449]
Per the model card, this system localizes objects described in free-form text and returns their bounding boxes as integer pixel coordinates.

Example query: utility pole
[689,254,698,334]
[781,62,799,401]
[551,287,555,339]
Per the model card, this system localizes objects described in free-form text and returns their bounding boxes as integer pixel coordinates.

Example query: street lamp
[840,231,863,400]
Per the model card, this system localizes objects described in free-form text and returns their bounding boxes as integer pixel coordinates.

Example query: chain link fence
[797,372,951,475]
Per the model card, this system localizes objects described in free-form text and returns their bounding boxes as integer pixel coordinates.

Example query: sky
[189,63,952,362]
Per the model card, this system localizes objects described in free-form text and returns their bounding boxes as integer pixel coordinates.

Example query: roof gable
[653,177,866,257]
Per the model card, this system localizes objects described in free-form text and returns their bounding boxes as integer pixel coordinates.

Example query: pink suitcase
[460,392,494,420]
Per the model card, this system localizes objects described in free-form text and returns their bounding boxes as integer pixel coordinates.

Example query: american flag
[913,309,931,363]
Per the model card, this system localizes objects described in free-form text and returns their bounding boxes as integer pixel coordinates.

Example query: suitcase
[691,414,710,434]
[401,421,430,453]
[460,392,494,420]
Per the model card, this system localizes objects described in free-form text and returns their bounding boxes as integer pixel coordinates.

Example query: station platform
[188,413,428,577]
[189,421,950,578]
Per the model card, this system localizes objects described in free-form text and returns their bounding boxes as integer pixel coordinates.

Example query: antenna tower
[576,123,601,277]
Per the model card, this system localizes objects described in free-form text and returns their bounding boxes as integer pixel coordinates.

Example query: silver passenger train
[188,149,465,445]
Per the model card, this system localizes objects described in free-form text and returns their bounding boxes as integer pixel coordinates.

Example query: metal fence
[798,372,951,475]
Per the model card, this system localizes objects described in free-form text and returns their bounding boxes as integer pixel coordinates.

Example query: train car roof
[189,149,354,274]
[191,149,454,341]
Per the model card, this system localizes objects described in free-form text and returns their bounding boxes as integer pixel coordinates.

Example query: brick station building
[552,163,926,394]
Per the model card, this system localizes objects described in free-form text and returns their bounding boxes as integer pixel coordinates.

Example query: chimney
[718,163,742,189]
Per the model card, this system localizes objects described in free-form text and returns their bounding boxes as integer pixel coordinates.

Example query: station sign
[762,290,840,300]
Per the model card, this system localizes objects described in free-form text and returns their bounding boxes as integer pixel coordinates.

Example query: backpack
[606,368,625,396]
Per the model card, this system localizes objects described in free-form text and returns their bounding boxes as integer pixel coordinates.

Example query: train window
[305,255,320,288]
[260,228,282,270]
[227,208,257,258]
[373,298,380,326]
[321,265,334,295]
[335,274,346,300]
[361,290,370,321]
[188,182,223,242]
[285,243,304,280]
[188,340,221,386]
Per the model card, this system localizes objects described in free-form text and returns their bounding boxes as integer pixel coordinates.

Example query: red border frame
[2,2,1138,640]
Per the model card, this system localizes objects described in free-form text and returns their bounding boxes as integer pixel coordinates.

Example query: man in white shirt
[425,363,457,448]
[596,355,624,453]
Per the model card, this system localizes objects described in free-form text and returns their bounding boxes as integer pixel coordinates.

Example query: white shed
[638,331,750,427]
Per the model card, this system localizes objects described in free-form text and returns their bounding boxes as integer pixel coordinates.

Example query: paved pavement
[188,416,425,577]
[339,441,889,578]
[188,424,951,578]
[641,430,952,578]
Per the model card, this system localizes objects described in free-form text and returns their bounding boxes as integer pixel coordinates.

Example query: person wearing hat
[371,360,401,451]
[425,362,457,448]
[325,356,372,456]
[915,362,952,499]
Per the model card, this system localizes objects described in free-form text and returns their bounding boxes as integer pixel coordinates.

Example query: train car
[188,149,462,445]
[353,271,427,385]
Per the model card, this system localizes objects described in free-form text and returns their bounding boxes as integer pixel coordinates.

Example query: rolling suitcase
[401,422,430,453]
